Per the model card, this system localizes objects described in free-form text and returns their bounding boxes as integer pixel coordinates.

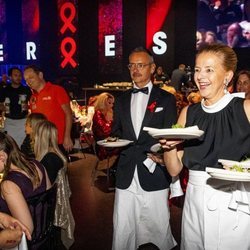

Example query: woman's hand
[0,225,23,249]
[159,138,184,151]
[0,212,31,240]
[157,138,184,177]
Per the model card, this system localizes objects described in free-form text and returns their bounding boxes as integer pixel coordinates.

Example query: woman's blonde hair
[0,132,40,188]
[26,113,47,133]
[33,120,67,166]
[93,92,114,112]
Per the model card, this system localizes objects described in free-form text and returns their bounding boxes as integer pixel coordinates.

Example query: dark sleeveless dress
[0,160,48,249]
[0,160,47,213]
[183,97,250,171]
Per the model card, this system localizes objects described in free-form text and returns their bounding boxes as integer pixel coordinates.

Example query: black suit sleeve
[111,96,123,138]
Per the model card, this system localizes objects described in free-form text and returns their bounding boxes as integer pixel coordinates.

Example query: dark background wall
[1,0,249,88]
[75,0,198,87]
[174,0,197,70]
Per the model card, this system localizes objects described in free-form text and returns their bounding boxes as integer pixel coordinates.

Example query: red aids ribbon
[60,37,77,68]
[60,2,76,34]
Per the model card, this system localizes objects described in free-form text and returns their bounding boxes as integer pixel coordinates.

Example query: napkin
[143,158,156,173]
[181,125,199,131]
[143,126,160,132]
[170,176,184,198]
[218,159,250,168]
[228,182,250,215]
[5,232,28,250]
[206,182,250,215]
[143,125,200,134]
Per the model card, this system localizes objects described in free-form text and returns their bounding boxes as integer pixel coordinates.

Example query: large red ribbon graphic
[60,37,77,68]
[60,2,76,34]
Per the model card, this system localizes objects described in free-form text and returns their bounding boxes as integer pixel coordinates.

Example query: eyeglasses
[127,63,152,70]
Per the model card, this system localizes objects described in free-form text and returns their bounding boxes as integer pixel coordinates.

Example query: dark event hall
[0,0,250,250]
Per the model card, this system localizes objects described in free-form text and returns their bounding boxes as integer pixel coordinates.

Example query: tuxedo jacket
[112,86,177,191]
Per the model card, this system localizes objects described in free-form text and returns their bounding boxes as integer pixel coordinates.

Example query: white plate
[150,143,163,154]
[206,167,250,182]
[146,126,204,140]
[218,159,250,169]
[150,130,204,139]
[97,139,133,148]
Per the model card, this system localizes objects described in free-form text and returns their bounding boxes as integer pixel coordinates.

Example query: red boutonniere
[147,101,157,112]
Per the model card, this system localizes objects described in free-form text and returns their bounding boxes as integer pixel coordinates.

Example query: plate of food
[206,167,250,182]
[97,137,133,148]
[218,159,250,169]
[146,125,204,140]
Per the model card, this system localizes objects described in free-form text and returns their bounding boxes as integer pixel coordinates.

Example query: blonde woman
[161,44,250,249]
[21,113,47,158]
[33,120,67,183]
[34,120,75,248]
[92,92,116,160]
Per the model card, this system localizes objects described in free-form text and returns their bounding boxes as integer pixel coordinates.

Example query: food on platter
[218,158,250,172]
[227,165,250,173]
[171,123,184,128]
[104,136,119,143]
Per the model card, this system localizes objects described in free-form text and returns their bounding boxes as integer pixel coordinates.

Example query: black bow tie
[132,87,149,94]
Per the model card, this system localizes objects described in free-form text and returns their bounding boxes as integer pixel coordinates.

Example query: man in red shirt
[24,65,73,152]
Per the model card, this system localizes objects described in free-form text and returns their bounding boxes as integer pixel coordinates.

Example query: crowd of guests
[197,0,250,49]
[0,65,75,249]
[0,42,249,249]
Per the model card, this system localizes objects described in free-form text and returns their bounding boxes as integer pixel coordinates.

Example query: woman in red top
[92,92,117,160]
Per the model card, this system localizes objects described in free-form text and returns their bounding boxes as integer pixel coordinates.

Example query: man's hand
[63,136,74,152]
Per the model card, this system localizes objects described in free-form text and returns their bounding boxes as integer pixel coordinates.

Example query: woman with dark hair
[234,70,250,99]
[0,132,51,235]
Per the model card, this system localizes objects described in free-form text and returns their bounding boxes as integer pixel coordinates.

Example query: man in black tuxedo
[111,47,177,250]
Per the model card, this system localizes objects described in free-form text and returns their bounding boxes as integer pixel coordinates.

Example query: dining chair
[79,130,116,189]
[27,184,58,250]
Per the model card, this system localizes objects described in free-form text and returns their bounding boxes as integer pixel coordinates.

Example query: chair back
[80,130,97,155]
[27,184,57,249]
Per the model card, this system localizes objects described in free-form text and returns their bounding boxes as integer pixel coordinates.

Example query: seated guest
[33,120,67,184]
[21,113,47,158]
[92,92,118,160]
[0,132,51,235]
[33,120,75,248]
[153,66,170,85]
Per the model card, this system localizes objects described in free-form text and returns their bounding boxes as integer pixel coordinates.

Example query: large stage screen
[0,0,40,78]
